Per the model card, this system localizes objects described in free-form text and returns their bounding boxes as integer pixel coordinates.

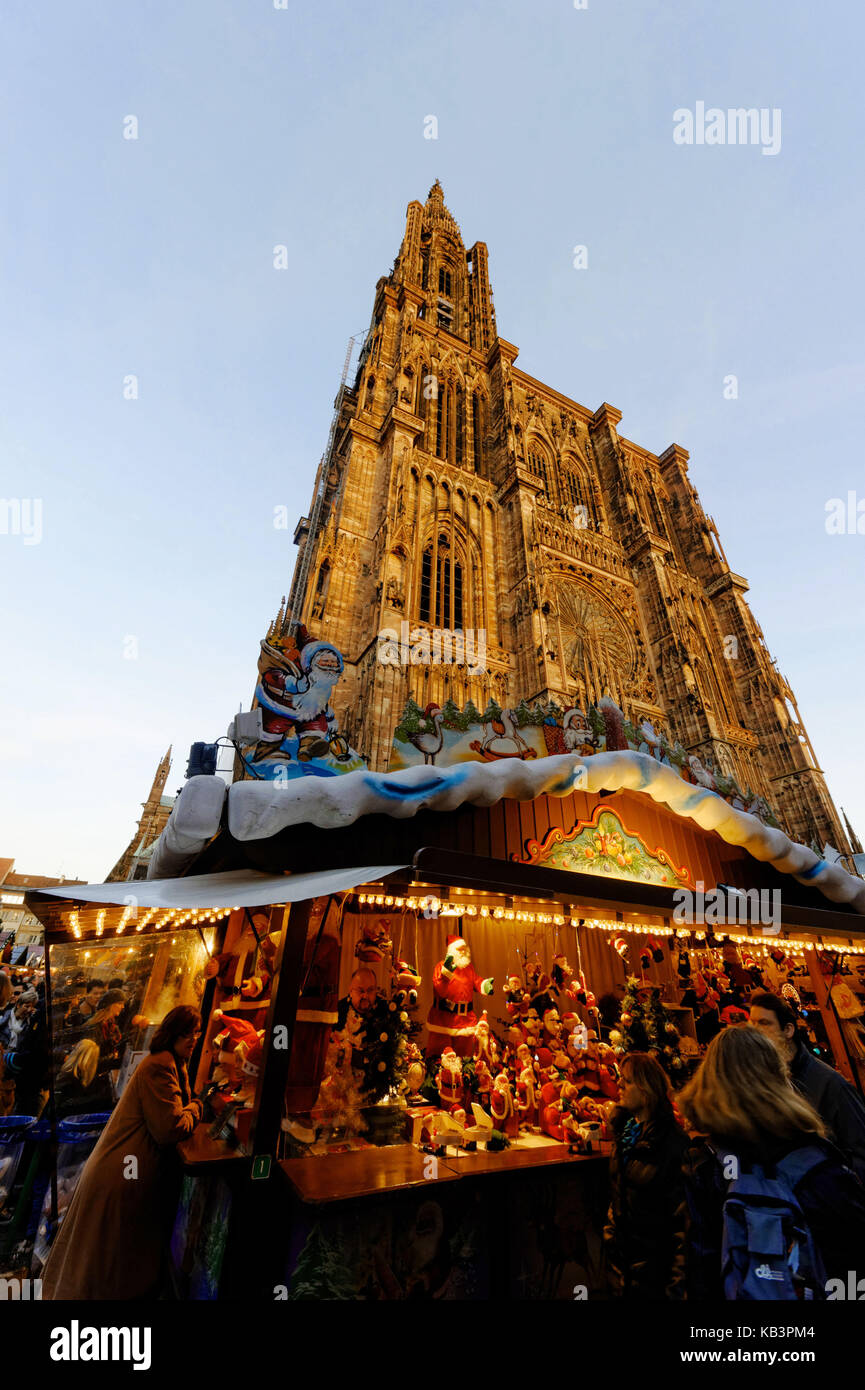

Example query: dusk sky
[1,0,863,881]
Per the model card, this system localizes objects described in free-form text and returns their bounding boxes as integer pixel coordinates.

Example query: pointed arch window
[419,536,464,629]
[472,393,485,473]
[527,446,552,502]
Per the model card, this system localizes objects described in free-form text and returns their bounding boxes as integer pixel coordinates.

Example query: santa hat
[613,937,628,958]
[212,1011,259,1058]
[446,933,467,950]
[646,935,665,964]
[237,1031,265,1077]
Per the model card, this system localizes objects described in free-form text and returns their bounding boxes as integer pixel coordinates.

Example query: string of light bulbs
[353,894,865,956]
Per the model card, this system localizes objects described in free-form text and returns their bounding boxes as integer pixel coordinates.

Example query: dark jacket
[790,1043,865,1183]
[604,1106,689,1299]
[684,1134,865,1299]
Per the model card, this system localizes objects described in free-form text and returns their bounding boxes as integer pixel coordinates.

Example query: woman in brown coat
[42,1005,202,1300]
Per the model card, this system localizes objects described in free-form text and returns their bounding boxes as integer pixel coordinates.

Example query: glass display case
[48,930,214,1119]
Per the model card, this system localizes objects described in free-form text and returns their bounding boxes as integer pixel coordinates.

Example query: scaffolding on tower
[287,332,365,626]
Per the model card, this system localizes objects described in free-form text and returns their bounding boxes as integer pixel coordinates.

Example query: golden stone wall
[286,183,849,853]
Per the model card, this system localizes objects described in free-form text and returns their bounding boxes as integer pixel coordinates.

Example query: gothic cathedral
[286,182,848,854]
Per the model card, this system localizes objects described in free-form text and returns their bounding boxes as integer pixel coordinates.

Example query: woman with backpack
[679,1025,865,1300]
[603,1051,689,1299]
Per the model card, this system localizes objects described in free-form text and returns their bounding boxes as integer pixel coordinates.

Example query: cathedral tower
[286,184,850,854]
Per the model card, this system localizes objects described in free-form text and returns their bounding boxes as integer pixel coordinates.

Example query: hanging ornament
[613,937,628,958]
[646,935,665,964]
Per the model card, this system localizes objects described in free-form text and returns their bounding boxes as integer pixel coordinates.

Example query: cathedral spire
[422,179,463,244]
[150,746,172,802]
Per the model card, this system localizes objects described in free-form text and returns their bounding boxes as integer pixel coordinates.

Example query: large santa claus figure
[252,632,350,764]
[426,933,494,1058]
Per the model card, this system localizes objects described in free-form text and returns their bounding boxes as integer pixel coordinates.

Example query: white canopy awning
[31,864,409,912]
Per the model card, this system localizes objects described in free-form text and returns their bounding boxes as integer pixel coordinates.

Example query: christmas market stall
[57,690,859,1299]
[21,629,865,1299]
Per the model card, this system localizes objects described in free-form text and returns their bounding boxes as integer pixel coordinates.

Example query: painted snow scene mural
[517,805,695,888]
[389,693,783,829]
[236,607,365,781]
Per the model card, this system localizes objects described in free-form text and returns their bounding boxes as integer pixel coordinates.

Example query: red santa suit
[491,1076,518,1137]
[435,1048,465,1113]
[517,1067,538,1129]
[426,935,494,1058]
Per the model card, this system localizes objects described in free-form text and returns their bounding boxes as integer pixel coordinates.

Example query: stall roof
[26,863,409,937]
[150,752,865,916]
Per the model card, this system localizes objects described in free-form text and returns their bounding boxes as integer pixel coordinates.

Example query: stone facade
[286,182,849,853]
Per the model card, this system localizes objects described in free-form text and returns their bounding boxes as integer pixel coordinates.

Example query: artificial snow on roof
[148,752,865,914]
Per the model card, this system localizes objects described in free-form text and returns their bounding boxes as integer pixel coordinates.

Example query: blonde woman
[53,1038,112,1117]
[679,1026,865,1298]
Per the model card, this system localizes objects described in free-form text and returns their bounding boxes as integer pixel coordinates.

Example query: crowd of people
[0,964,151,1119]
[604,991,865,1300]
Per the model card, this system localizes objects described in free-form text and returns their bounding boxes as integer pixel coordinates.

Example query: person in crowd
[596,991,622,1042]
[85,990,127,1080]
[337,966,378,1025]
[749,990,865,1182]
[335,967,380,1071]
[64,978,105,1029]
[0,970,12,1014]
[0,988,38,1050]
[0,988,48,1115]
[53,1038,114,1117]
[42,1004,203,1300]
[603,1051,688,1299]
[679,1025,865,1298]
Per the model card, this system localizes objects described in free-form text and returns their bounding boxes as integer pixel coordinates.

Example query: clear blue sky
[1,0,863,880]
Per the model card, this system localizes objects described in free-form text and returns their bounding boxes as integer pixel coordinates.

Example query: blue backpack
[719,1146,829,1300]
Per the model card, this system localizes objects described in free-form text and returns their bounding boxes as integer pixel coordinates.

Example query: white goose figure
[406,703,445,765]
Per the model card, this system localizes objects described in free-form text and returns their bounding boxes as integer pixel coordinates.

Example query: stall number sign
[252,1154,272,1181]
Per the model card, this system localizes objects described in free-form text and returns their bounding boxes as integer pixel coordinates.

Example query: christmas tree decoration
[613,936,629,959]
[613,976,684,1082]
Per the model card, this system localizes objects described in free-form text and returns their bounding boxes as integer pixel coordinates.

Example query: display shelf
[439,1139,610,1176]
[278,1144,460,1204]
[178,1123,246,1171]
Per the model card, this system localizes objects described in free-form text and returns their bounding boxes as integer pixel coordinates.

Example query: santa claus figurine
[474,1058,494,1111]
[474,1011,499,1069]
[435,1046,465,1114]
[426,934,494,1058]
[490,1072,518,1138]
[517,1064,539,1131]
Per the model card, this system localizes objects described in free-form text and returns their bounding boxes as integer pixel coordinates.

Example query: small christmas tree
[287,1222,359,1300]
[481,697,503,723]
[462,699,482,728]
[609,976,685,1084]
[588,705,605,739]
[440,698,463,730]
[395,697,424,739]
[515,699,534,727]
